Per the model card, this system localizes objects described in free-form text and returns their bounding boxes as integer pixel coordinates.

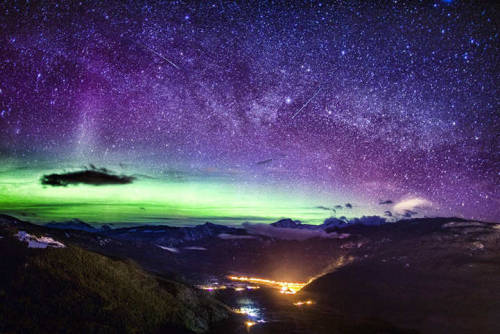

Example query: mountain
[297,218,500,334]
[319,217,348,228]
[102,222,247,246]
[270,218,303,228]
[41,215,385,247]
[45,218,98,232]
[271,216,387,230]
[0,216,232,333]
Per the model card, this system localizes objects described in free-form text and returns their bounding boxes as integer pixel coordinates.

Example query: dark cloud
[41,167,135,187]
[334,205,343,209]
[384,210,393,217]
[345,203,353,209]
[402,210,418,218]
[379,200,394,205]
[255,158,273,165]
[316,206,335,213]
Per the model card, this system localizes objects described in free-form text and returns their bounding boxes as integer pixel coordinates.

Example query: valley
[1,214,499,333]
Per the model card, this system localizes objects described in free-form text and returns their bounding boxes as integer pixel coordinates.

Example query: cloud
[393,197,432,214]
[384,210,393,217]
[255,158,273,165]
[41,167,135,186]
[156,245,179,253]
[345,203,353,209]
[243,223,349,240]
[184,246,207,251]
[316,206,335,213]
[218,233,256,240]
[402,210,418,218]
[379,200,393,205]
[317,205,344,212]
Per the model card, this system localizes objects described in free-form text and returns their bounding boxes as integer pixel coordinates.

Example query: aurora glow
[0,1,498,224]
[0,159,368,224]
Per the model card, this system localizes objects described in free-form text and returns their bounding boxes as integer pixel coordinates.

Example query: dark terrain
[1,214,499,333]
[0,215,232,333]
[301,219,500,334]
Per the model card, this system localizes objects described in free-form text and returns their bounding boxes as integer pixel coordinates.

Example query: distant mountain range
[271,216,387,229]
[41,215,391,245]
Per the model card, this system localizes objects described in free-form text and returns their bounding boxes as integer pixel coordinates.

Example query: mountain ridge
[0,215,233,333]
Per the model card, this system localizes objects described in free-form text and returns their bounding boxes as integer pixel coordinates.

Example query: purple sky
[0,1,498,222]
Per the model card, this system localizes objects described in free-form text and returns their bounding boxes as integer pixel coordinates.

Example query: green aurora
[0,160,368,225]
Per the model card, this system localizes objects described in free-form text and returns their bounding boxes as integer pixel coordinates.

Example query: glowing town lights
[280,286,297,294]
[197,282,261,292]
[234,307,258,318]
[245,321,256,328]
[196,285,226,291]
[293,300,314,306]
[228,275,307,293]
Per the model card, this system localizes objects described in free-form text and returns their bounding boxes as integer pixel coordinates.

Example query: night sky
[0,1,498,224]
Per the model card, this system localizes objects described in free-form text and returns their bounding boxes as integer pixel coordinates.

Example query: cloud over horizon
[243,222,350,240]
[393,197,432,214]
[41,167,136,187]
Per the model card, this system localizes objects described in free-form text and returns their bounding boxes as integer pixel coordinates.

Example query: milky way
[0,1,498,223]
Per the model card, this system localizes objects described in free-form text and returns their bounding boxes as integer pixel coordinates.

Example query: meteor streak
[137,41,180,70]
[291,87,322,119]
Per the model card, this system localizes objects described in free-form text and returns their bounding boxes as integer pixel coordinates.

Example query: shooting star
[137,41,180,70]
[106,4,181,71]
[291,87,322,119]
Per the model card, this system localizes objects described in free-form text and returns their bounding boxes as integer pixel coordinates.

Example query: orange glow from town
[246,285,260,290]
[196,285,227,291]
[245,321,256,328]
[293,300,314,306]
[228,275,308,294]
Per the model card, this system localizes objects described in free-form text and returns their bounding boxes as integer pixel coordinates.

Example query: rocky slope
[0,215,231,333]
[299,219,500,334]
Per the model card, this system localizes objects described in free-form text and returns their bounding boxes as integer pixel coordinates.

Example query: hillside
[299,219,500,334]
[2,214,499,333]
[0,217,231,333]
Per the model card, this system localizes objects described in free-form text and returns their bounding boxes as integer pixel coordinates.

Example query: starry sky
[0,0,498,224]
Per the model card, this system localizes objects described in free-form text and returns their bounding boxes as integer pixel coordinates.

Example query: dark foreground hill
[299,219,500,334]
[0,216,231,333]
